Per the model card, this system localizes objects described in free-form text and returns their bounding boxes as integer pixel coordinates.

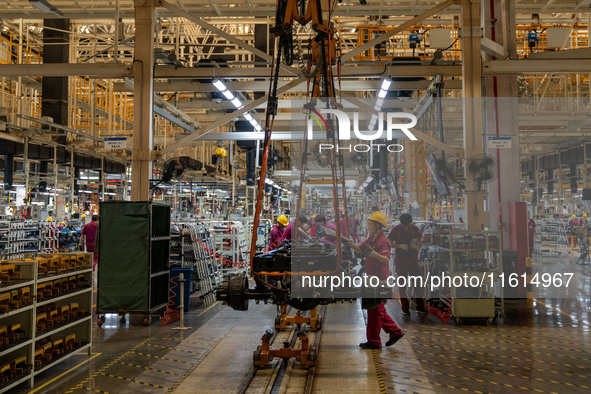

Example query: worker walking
[346,211,404,349]
[388,213,427,315]
[270,215,288,250]
[80,214,99,270]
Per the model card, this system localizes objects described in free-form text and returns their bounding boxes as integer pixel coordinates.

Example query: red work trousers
[395,260,425,311]
[366,303,403,347]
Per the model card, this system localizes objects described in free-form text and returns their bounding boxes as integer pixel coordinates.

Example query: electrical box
[429,29,452,49]
[546,27,571,48]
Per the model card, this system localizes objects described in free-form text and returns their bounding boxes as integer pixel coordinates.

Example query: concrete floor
[11,253,591,393]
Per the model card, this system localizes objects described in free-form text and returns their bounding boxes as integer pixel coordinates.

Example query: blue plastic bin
[169,267,194,312]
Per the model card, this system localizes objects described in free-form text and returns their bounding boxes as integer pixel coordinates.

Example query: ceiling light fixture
[369,78,392,130]
[214,79,264,132]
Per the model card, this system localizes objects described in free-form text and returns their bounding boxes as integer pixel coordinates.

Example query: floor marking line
[370,350,387,394]
[28,353,102,394]
[197,301,220,316]
[66,338,151,391]
[534,299,591,327]
[98,372,167,389]
[118,361,185,377]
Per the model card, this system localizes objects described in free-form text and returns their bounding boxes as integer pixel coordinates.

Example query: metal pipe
[114,0,120,62]
[24,137,30,194]
[437,83,445,161]
[18,114,104,142]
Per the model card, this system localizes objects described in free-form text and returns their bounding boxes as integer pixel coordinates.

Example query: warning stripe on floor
[418,341,591,363]
[133,351,193,364]
[409,328,590,355]
[65,338,151,393]
[421,353,589,382]
[146,343,199,354]
[416,351,587,392]
[433,381,508,393]
[409,326,585,349]
[370,350,387,394]
[97,372,167,389]
[118,361,185,377]
[83,388,109,393]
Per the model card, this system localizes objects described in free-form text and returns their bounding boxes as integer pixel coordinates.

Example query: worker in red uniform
[80,214,99,269]
[346,211,404,349]
[270,215,288,250]
[388,213,427,315]
[568,214,579,248]
[281,216,311,242]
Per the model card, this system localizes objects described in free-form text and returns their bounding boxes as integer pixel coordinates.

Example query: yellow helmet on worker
[277,215,289,226]
[46,217,53,222]
[368,211,387,228]
[585,214,588,218]
[572,214,577,219]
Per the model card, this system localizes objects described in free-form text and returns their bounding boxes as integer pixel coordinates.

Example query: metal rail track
[238,305,326,394]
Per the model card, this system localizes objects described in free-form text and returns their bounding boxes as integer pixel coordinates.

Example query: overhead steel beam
[160,1,300,76]
[341,95,464,158]
[480,37,506,58]
[159,76,306,156]
[113,79,463,93]
[172,129,412,141]
[484,59,591,74]
[0,63,131,77]
[154,64,463,79]
[153,106,197,133]
[123,77,200,130]
[341,0,458,61]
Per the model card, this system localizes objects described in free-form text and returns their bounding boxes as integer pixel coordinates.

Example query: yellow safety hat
[368,211,387,228]
[572,214,577,219]
[277,215,289,226]
[81,214,86,218]
[585,214,588,218]
[46,217,53,222]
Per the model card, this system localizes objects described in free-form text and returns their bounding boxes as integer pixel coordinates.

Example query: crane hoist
[216,0,387,314]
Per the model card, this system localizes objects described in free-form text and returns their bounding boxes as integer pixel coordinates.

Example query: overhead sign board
[488,136,512,149]
[104,137,127,150]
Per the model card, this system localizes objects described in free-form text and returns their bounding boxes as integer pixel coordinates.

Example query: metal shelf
[34,343,91,375]
[37,268,92,284]
[0,373,32,393]
[0,279,35,293]
[0,304,34,319]
[37,287,92,307]
[35,315,92,341]
[0,338,33,359]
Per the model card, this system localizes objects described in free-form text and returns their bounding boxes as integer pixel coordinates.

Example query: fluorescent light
[254,125,262,132]
[231,98,242,108]
[375,98,384,109]
[213,80,226,91]
[244,113,253,121]
[248,118,258,126]
[380,79,392,90]
[222,90,234,100]
[378,89,388,98]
